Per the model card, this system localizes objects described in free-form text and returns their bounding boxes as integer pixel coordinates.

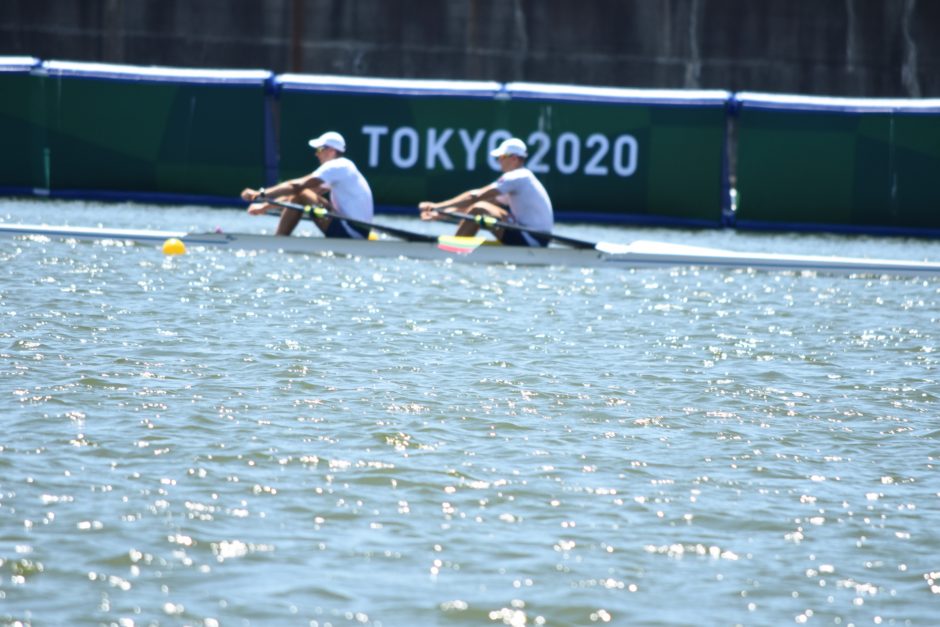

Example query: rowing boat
[3,222,940,276]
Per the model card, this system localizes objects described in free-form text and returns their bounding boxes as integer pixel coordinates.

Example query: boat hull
[2,222,939,276]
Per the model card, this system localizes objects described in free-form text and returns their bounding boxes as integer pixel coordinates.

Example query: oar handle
[437,210,597,250]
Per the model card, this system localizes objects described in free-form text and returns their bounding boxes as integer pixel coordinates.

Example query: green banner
[735,96,940,230]
[277,79,728,223]
[33,62,271,199]
[9,61,940,236]
[0,60,44,190]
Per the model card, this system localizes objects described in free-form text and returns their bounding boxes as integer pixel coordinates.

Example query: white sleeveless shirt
[312,157,374,222]
[495,167,553,232]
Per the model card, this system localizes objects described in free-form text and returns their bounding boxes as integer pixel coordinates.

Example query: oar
[433,210,598,250]
[265,198,437,243]
[263,198,489,253]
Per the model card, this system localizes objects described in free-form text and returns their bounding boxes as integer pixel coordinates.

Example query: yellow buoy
[162,237,186,255]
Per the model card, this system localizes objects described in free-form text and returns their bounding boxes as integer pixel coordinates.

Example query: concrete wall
[2,0,938,97]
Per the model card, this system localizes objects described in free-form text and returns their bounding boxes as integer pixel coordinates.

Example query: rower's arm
[422,183,499,212]
[243,175,324,202]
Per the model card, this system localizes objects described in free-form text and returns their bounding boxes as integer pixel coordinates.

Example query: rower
[418,137,554,247]
[241,131,374,238]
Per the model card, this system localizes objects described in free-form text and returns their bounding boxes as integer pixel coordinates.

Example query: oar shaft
[437,210,597,250]
[265,198,438,243]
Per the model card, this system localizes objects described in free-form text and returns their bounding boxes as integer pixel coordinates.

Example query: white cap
[490,137,528,158]
[308,131,346,152]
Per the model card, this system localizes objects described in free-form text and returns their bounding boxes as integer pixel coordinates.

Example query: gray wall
[2,0,938,97]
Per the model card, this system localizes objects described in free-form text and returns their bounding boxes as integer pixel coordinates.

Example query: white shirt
[312,157,374,221]
[495,167,553,232]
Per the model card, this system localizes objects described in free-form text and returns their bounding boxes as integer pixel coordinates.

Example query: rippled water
[2,199,940,626]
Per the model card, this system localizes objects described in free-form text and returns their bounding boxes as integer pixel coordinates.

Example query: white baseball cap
[308,131,346,152]
[490,137,528,158]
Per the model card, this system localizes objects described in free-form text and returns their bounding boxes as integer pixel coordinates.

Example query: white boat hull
[2,222,940,276]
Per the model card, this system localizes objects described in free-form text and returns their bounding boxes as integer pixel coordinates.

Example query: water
[2,199,939,626]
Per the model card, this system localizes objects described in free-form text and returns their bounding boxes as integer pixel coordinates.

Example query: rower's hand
[418,201,439,221]
[246,203,270,216]
[240,188,261,202]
